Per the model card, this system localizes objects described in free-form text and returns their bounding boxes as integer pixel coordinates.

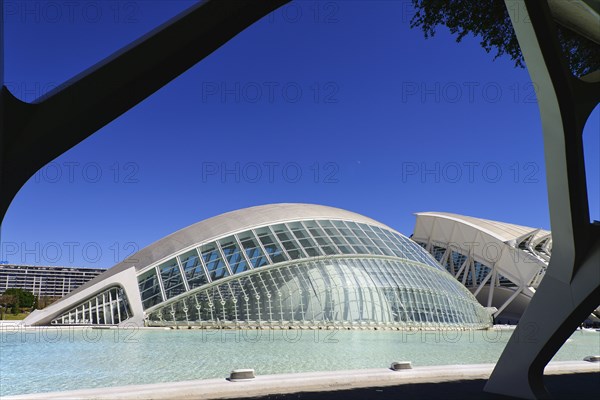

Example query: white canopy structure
[412,212,553,322]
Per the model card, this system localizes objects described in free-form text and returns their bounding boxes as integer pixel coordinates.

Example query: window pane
[254,227,288,263]
[345,221,382,255]
[238,230,270,268]
[359,223,395,256]
[201,242,230,281]
[159,258,186,299]
[302,221,338,255]
[272,224,304,259]
[138,268,163,309]
[219,236,250,274]
[288,223,322,257]
[179,249,208,289]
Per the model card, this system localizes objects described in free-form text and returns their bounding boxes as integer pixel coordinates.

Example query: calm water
[1,325,598,396]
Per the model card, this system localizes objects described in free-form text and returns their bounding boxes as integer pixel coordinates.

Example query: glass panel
[179,249,208,289]
[272,224,304,259]
[332,221,367,253]
[302,220,327,238]
[383,228,413,259]
[287,222,322,257]
[159,258,186,299]
[238,231,269,268]
[201,243,230,281]
[138,268,163,309]
[345,221,382,255]
[359,223,395,256]
[254,227,288,263]
[219,236,250,274]
[302,221,338,255]
[317,221,354,254]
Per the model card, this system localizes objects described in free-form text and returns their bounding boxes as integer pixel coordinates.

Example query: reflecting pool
[1,326,598,397]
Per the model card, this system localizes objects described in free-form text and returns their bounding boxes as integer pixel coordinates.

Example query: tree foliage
[410,0,599,77]
[0,294,16,307]
[36,296,61,309]
[2,288,35,308]
[11,301,20,315]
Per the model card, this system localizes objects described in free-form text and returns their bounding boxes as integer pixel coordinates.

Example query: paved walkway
[3,361,598,399]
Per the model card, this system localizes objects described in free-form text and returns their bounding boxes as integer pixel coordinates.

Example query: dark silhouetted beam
[485,1,600,398]
[0,0,291,223]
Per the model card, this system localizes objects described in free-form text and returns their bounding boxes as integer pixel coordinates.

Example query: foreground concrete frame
[1,0,599,398]
[485,1,600,399]
[0,0,290,223]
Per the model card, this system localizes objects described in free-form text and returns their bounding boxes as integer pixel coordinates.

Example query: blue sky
[1,0,598,268]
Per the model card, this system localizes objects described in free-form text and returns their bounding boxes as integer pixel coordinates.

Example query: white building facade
[412,212,554,323]
[23,204,491,329]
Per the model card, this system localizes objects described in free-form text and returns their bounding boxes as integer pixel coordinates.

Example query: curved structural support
[485,1,600,398]
[412,212,552,322]
[0,0,291,223]
[26,267,144,326]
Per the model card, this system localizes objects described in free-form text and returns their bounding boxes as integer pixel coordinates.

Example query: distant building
[413,213,600,325]
[0,264,106,298]
[412,212,552,324]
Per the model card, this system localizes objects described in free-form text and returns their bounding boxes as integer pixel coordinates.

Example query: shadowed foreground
[250,373,600,400]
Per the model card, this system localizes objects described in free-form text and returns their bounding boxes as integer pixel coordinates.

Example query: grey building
[0,264,106,297]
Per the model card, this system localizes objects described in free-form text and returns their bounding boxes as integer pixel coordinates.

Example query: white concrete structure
[413,212,600,324]
[23,204,491,329]
[412,212,553,322]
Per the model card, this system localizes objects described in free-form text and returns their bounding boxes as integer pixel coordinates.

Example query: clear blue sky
[1,1,598,268]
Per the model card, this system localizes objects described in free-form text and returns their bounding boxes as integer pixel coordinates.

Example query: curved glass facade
[139,219,491,329]
[51,286,131,325]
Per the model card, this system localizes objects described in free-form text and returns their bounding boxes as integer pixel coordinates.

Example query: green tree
[0,294,16,307]
[409,0,599,77]
[0,294,16,319]
[38,296,61,309]
[11,300,20,315]
[3,289,35,308]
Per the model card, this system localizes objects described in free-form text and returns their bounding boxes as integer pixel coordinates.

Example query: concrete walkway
[2,361,598,400]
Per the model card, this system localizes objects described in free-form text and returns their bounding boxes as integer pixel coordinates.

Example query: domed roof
[60,203,395,301]
[130,203,391,271]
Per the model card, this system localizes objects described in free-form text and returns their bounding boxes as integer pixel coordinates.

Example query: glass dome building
[23,204,491,329]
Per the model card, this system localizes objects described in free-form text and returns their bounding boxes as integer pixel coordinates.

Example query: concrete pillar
[485,1,600,398]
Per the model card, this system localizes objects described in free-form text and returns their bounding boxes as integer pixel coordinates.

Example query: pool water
[1,326,598,396]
